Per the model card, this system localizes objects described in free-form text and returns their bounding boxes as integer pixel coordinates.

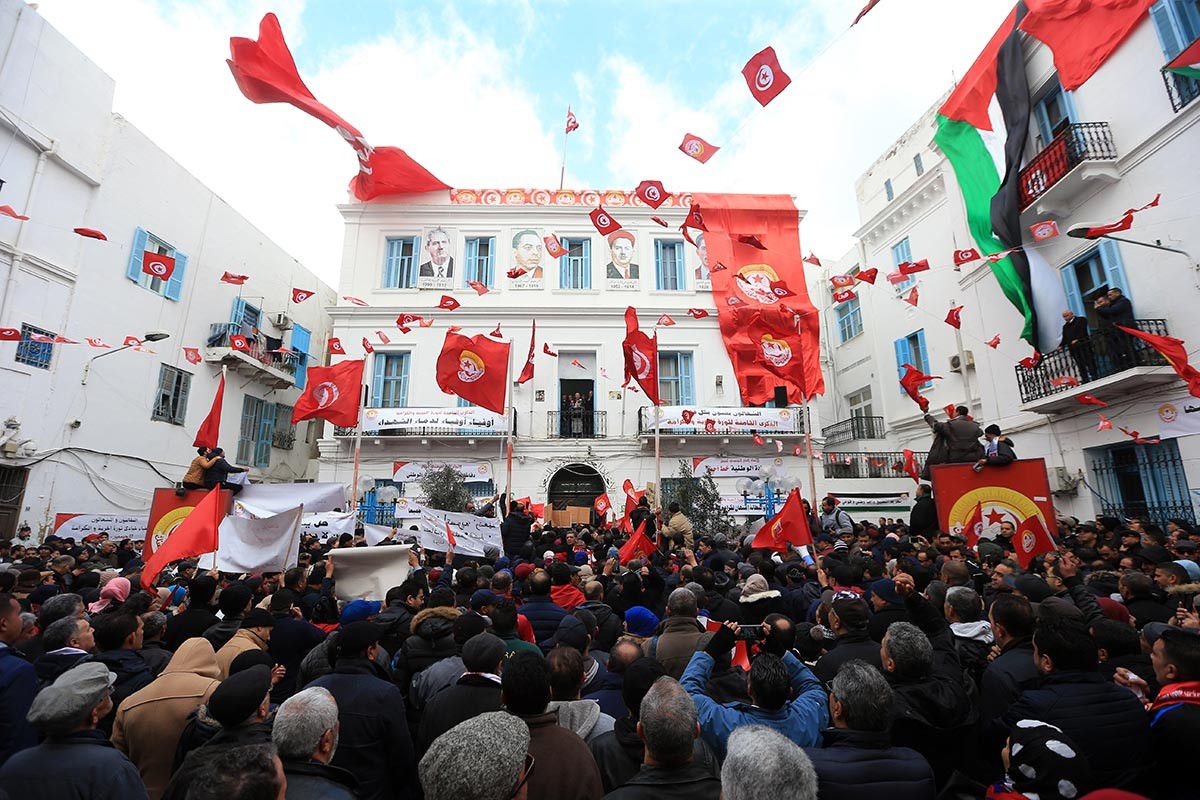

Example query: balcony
[1015,319,1176,413]
[1162,64,1200,113]
[822,416,886,445]
[205,323,299,390]
[637,406,804,438]
[548,411,607,439]
[823,451,928,480]
[1018,122,1119,215]
[272,429,295,450]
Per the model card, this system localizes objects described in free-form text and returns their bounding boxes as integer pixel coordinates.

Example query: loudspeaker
[773,385,788,407]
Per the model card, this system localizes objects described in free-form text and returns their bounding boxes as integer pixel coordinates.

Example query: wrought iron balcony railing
[1019,122,1117,209]
[1162,49,1200,113]
[207,323,299,375]
[822,416,886,445]
[1014,319,1170,403]
[548,411,607,439]
[823,451,928,480]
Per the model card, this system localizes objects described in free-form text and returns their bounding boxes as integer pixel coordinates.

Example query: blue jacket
[804,728,935,800]
[0,729,148,799]
[583,665,626,719]
[681,650,828,759]
[0,644,37,767]
[518,595,568,648]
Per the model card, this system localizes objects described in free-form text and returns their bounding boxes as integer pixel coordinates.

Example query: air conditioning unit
[270,312,292,330]
[949,351,975,372]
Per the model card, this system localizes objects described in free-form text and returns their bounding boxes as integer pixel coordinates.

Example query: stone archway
[547,463,605,526]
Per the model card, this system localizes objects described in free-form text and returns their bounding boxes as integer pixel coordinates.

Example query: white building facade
[813,2,1200,526]
[0,1,334,538]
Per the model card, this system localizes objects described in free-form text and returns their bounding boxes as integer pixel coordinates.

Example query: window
[658,352,695,405]
[125,227,188,301]
[884,179,894,202]
[1060,240,1128,327]
[237,396,276,468]
[894,330,932,392]
[913,153,925,176]
[836,296,863,343]
[1032,77,1076,150]
[464,237,496,288]
[14,323,54,370]
[558,238,592,289]
[272,405,295,450]
[230,298,262,335]
[383,237,420,288]
[654,241,686,291]
[372,353,410,408]
[848,387,873,418]
[152,365,191,425]
[891,238,916,290]
[1150,0,1200,60]
[291,324,311,390]
[465,480,496,499]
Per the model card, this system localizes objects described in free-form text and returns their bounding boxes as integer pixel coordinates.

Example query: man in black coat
[91,613,153,737]
[417,633,504,755]
[866,579,911,643]
[163,576,220,651]
[814,596,882,685]
[1060,309,1095,382]
[908,484,938,540]
[805,660,935,800]
[266,589,327,703]
[500,501,533,557]
[1095,287,1136,368]
[1145,625,1200,800]
[923,406,984,466]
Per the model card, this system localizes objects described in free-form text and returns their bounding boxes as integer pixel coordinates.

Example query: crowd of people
[0,495,1197,799]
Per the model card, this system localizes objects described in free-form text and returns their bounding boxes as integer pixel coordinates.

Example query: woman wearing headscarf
[88,576,131,615]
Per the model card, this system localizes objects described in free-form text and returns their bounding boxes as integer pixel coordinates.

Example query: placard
[298,511,357,540]
[692,456,785,477]
[53,514,149,541]
[418,508,503,557]
[393,461,493,482]
[649,407,800,433]
[1156,400,1200,440]
[326,546,412,601]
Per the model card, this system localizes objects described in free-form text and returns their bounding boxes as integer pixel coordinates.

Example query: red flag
[1029,220,1060,241]
[192,372,225,449]
[635,180,667,209]
[397,324,412,335]
[703,617,752,670]
[291,287,314,303]
[651,216,670,228]
[904,287,919,307]
[803,253,822,267]
[830,274,855,291]
[565,107,579,134]
[683,203,707,232]
[141,487,224,590]
[435,330,511,415]
[342,296,369,306]
[124,336,142,347]
[444,520,458,549]
[1118,325,1200,397]
[518,321,536,385]
[1119,425,1161,445]
[743,310,815,399]
[885,270,906,285]
[447,325,462,334]
[0,205,29,221]
[438,295,461,311]
[962,502,984,548]
[328,338,345,355]
[1018,351,1042,369]
[1077,394,1108,407]
[375,330,391,345]
[944,403,958,418]
[506,267,528,280]
[73,227,107,240]
[361,337,374,354]
[657,314,676,327]
[226,13,447,201]
[852,0,882,25]
[0,328,20,341]
[898,259,929,276]
[953,248,982,266]
[679,133,719,163]
[142,251,176,281]
[543,343,558,357]
[544,234,568,258]
[622,307,660,404]
[1049,375,1080,388]
[466,281,489,296]
[742,46,792,106]
[83,337,110,349]
[686,308,709,319]
[594,494,612,516]
[619,521,655,565]
[945,306,964,329]
[899,363,938,412]
[986,335,1001,349]
[902,449,920,483]
[1013,514,1056,568]
[1083,195,1160,238]
[753,434,765,446]
[398,313,425,328]
[570,358,585,369]
[220,272,249,285]
[751,490,813,552]
[833,289,857,304]
[293,359,365,427]
[590,207,622,235]
[1097,415,1113,431]
[792,445,803,456]
[737,234,768,250]
[229,334,250,352]
[182,346,201,364]
[856,268,878,284]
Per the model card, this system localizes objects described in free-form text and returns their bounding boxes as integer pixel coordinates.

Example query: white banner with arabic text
[419,508,502,557]
[363,407,507,433]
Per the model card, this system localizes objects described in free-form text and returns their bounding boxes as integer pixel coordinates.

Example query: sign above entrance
[693,457,785,477]
[644,406,802,434]
[393,461,493,482]
[363,408,507,433]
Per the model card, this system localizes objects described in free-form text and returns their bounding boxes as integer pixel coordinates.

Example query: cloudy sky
[38,0,1013,285]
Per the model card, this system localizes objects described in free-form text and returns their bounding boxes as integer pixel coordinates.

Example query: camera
[735,627,762,642]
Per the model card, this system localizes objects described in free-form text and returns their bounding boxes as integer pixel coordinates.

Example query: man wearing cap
[411,611,489,713]
[814,595,882,684]
[865,579,910,642]
[0,661,148,798]
[605,230,639,280]
[162,664,274,800]
[418,632,507,754]
[419,711,533,800]
[310,620,416,800]
[215,607,275,680]
[265,588,325,704]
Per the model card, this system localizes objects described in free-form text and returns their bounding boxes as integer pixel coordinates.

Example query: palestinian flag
[934,1,1153,350]
[1166,38,1200,80]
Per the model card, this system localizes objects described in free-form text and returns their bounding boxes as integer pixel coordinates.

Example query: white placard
[419,508,502,557]
[692,456,786,477]
[647,406,800,433]
[298,511,358,540]
[52,514,149,541]
[327,546,412,601]
[1155,400,1200,440]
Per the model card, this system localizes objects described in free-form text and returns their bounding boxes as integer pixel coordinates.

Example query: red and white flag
[565,107,579,134]
[904,287,919,307]
[123,336,142,347]
[73,227,107,240]
[1083,194,1160,237]
[621,307,660,403]
[0,205,29,221]
[0,328,20,341]
[953,248,982,266]
[142,251,176,280]
[375,330,391,345]
[85,338,111,349]
[518,321,536,385]
[53,336,78,344]
[742,46,792,106]
[397,313,424,328]
[438,296,461,311]
[328,338,346,355]
[657,314,676,327]
[506,267,528,280]
[229,335,250,351]
[467,281,489,296]
[570,359,585,369]
[342,296,369,306]
[293,360,366,427]
[775,440,783,453]
[1049,375,1080,388]
[753,434,765,446]
[193,372,225,449]
[418,317,435,328]
[679,133,719,163]
[1014,514,1056,568]
[361,337,374,354]
[650,216,669,228]
[220,271,249,285]
[544,234,569,258]
[1077,394,1107,407]
[852,0,882,25]
[182,347,201,364]
[435,330,510,414]
[898,259,930,276]
[589,207,622,235]
[856,268,878,284]
[686,308,709,319]
[594,494,612,516]
[803,253,822,267]
[1030,220,1060,241]
[945,305,964,329]
[543,343,558,357]
[444,520,458,549]
[635,180,667,209]
[793,445,802,456]
[1097,415,1113,431]
[291,287,314,303]
[902,449,921,483]
[833,289,857,303]
[986,335,1001,349]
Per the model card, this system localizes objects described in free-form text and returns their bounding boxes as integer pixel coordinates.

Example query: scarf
[1150,680,1200,712]
[88,576,130,614]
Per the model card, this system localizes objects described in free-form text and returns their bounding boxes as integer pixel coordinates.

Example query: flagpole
[951,297,976,416]
[350,383,366,520]
[653,404,662,513]
[802,396,818,510]
[503,338,515,518]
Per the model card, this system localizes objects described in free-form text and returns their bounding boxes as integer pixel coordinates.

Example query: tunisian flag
[436,330,511,415]
[691,194,823,404]
[1013,513,1056,568]
[226,13,448,200]
[744,311,814,400]
[750,490,812,552]
[292,359,365,427]
[619,521,655,565]
[622,307,660,404]
[140,487,224,590]
[192,371,225,449]
[1118,326,1200,397]
[518,321,536,385]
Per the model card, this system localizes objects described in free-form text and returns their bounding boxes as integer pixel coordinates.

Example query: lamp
[81,330,171,384]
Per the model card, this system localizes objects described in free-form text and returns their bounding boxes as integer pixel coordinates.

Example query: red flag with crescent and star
[622,307,660,404]
[742,46,792,106]
[292,360,364,427]
[1118,325,1200,397]
[142,251,176,281]
[291,287,314,303]
[518,321,536,385]
[435,330,510,415]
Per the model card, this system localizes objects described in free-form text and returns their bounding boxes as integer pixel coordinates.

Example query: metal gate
[1090,439,1195,526]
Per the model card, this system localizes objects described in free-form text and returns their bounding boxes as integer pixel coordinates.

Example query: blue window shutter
[894,337,911,394]
[291,324,311,390]
[127,228,149,282]
[559,239,570,288]
[230,297,247,326]
[165,250,188,301]
[654,241,664,289]
[1060,264,1084,317]
[1098,240,1130,300]
[916,329,931,379]
[464,238,478,284]
[1150,1,1184,57]
[679,353,694,405]
[383,239,398,287]
[486,237,496,286]
[256,402,277,467]
[675,243,686,289]
[372,354,386,406]
[399,353,410,406]
[582,241,592,289]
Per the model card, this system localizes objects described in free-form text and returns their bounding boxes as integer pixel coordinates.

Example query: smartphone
[735,627,762,642]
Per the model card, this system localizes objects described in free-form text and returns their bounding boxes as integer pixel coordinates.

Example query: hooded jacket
[214,628,269,680]
[548,698,615,744]
[396,606,460,686]
[33,648,91,688]
[949,619,994,688]
[550,582,586,611]
[113,638,221,800]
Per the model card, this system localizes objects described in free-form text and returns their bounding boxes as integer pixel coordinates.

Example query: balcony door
[1091,439,1194,525]
[558,350,596,439]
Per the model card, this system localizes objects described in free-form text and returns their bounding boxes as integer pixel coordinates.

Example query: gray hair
[639,677,697,766]
[42,616,87,652]
[51,555,75,569]
[924,580,948,613]
[945,586,983,623]
[667,587,698,618]
[272,687,339,760]
[141,611,167,640]
[722,725,819,800]
[830,660,893,732]
[884,622,933,679]
[38,593,84,628]
[425,227,449,245]
[683,582,706,607]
